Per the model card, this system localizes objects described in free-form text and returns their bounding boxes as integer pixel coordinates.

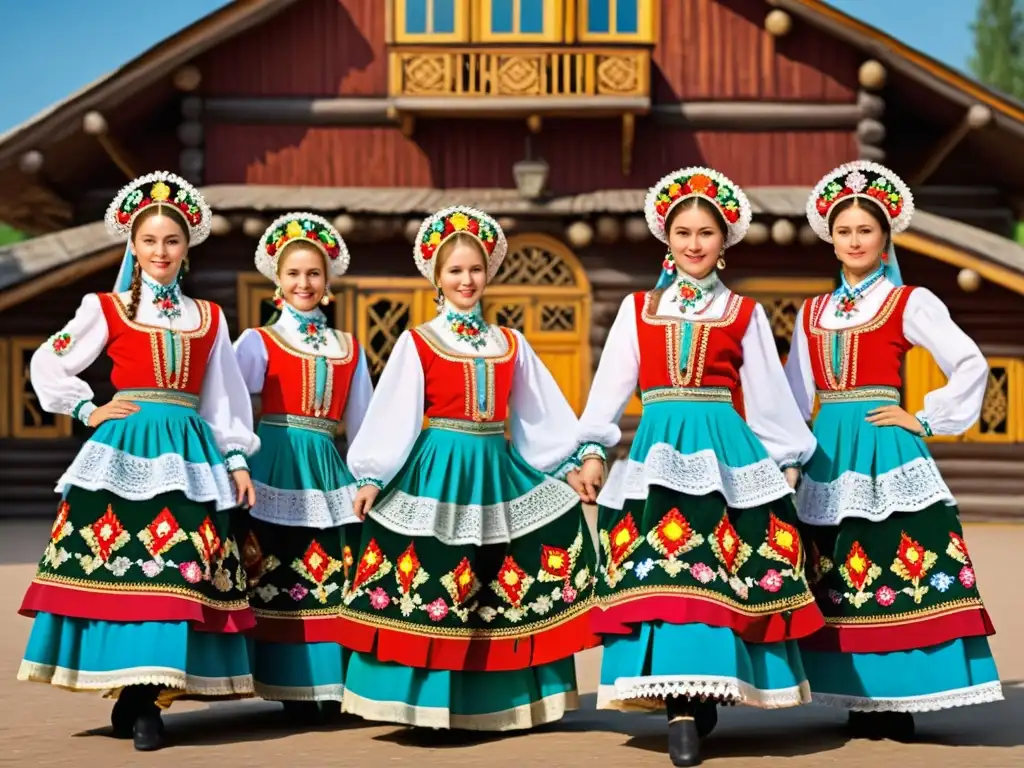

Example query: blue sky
[0,0,980,134]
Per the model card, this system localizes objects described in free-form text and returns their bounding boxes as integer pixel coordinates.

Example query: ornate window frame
[9,336,72,439]
[393,0,471,43]
[576,0,657,44]
[474,0,565,43]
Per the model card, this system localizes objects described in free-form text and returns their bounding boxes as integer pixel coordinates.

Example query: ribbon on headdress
[883,240,903,286]
[113,242,135,293]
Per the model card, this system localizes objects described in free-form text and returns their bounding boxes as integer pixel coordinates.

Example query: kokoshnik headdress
[254,212,350,283]
[105,171,211,292]
[806,160,914,286]
[644,166,752,289]
[413,206,508,287]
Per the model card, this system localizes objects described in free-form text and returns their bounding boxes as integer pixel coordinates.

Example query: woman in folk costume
[233,213,372,719]
[336,206,599,730]
[17,172,259,751]
[575,167,824,767]
[785,161,1002,739]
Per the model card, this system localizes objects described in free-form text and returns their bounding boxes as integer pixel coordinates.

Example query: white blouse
[233,307,374,441]
[785,279,988,436]
[577,278,817,468]
[347,305,582,485]
[30,280,260,470]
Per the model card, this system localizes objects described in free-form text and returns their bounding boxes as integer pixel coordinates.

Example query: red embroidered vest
[256,327,360,421]
[97,292,220,395]
[634,291,756,393]
[411,326,518,423]
[801,286,916,391]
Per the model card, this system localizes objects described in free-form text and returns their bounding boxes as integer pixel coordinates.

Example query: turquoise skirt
[249,419,358,529]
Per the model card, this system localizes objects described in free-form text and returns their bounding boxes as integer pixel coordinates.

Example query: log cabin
[0,0,1022,519]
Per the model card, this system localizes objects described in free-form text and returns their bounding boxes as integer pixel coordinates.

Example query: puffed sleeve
[199,311,261,471]
[741,303,817,468]
[343,345,373,444]
[902,287,988,436]
[29,294,109,425]
[232,328,268,394]
[346,331,423,488]
[783,305,816,422]
[576,294,640,450]
[507,329,597,478]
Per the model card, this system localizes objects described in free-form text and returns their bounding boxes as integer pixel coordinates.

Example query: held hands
[353,484,380,521]
[783,467,800,489]
[567,457,605,504]
[232,469,256,508]
[865,405,925,435]
[87,400,140,427]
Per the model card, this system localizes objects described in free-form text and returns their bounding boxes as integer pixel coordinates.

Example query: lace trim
[597,445,793,510]
[17,660,254,697]
[597,675,810,711]
[56,441,237,511]
[795,457,955,525]
[369,478,581,546]
[251,482,360,528]
[342,687,578,731]
[253,681,344,702]
[811,681,1004,713]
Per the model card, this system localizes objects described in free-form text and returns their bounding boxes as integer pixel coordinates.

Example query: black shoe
[319,701,343,721]
[879,712,915,742]
[694,700,718,739]
[667,716,701,766]
[282,701,321,723]
[132,709,166,752]
[847,710,875,738]
[110,695,136,739]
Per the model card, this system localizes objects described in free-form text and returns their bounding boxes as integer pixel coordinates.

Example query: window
[394,0,470,43]
[9,337,72,438]
[578,0,656,43]
[476,0,564,42]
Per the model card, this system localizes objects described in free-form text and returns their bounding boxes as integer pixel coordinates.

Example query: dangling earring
[272,286,284,309]
[662,252,676,273]
[716,248,726,270]
[435,286,445,314]
[321,286,333,306]
[177,257,190,283]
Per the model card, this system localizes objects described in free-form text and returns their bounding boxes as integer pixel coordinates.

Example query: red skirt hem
[19,580,255,633]
[591,594,825,642]
[247,615,344,644]
[335,608,600,671]
[798,606,996,654]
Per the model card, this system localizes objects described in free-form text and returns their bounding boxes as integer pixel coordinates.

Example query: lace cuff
[224,450,249,472]
[73,400,96,426]
[578,442,607,463]
[915,412,934,437]
[778,460,802,472]
[357,477,384,490]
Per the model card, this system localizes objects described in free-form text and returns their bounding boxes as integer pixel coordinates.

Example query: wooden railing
[388,46,650,99]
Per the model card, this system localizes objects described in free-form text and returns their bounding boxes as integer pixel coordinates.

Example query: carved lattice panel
[493,243,577,286]
[493,303,526,331]
[11,338,71,438]
[540,304,577,332]
[979,366,1010,436]
[762,297,803,358]
[357,294,414,383]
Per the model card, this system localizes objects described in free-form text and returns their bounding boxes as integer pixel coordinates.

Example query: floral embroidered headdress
[806,160,915,287]
[644,166,752,248]
[413,206,508,287]
[254,212,350,283]
[805,160,914,243]
[105,171,212,292]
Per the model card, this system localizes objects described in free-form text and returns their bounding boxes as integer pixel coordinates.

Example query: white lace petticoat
[251,482,360,529]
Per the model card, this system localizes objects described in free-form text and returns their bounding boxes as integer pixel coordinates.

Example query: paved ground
[1,517,1021,768]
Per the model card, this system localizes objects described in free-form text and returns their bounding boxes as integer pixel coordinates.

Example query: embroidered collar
[141,272,183,321]
[670,271,719,315]
[833,265,886,320]
[284,304,329,351]
[443,300,489,349]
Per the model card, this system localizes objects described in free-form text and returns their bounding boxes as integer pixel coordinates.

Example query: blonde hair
[433,231,488,283]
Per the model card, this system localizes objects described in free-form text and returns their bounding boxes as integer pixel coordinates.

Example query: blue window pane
[405,0,427,33]
[492,0,514,33]
[520,0,545,34]
[616,0,638,33]
[433,0,455,33]
[587,0,610,33]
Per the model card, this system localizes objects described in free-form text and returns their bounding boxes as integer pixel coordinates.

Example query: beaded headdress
[806,160,914,243]
[105,171,211,292]
[413,206,507,286]
[254,212,350,282]
[644,166,752,248]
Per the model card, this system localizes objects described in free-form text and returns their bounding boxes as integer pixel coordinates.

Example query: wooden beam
[652,101,861,129]
[202,97,399,125]
[893,230,1024,296]
[0,246,123,313]
[910,105,993,185]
